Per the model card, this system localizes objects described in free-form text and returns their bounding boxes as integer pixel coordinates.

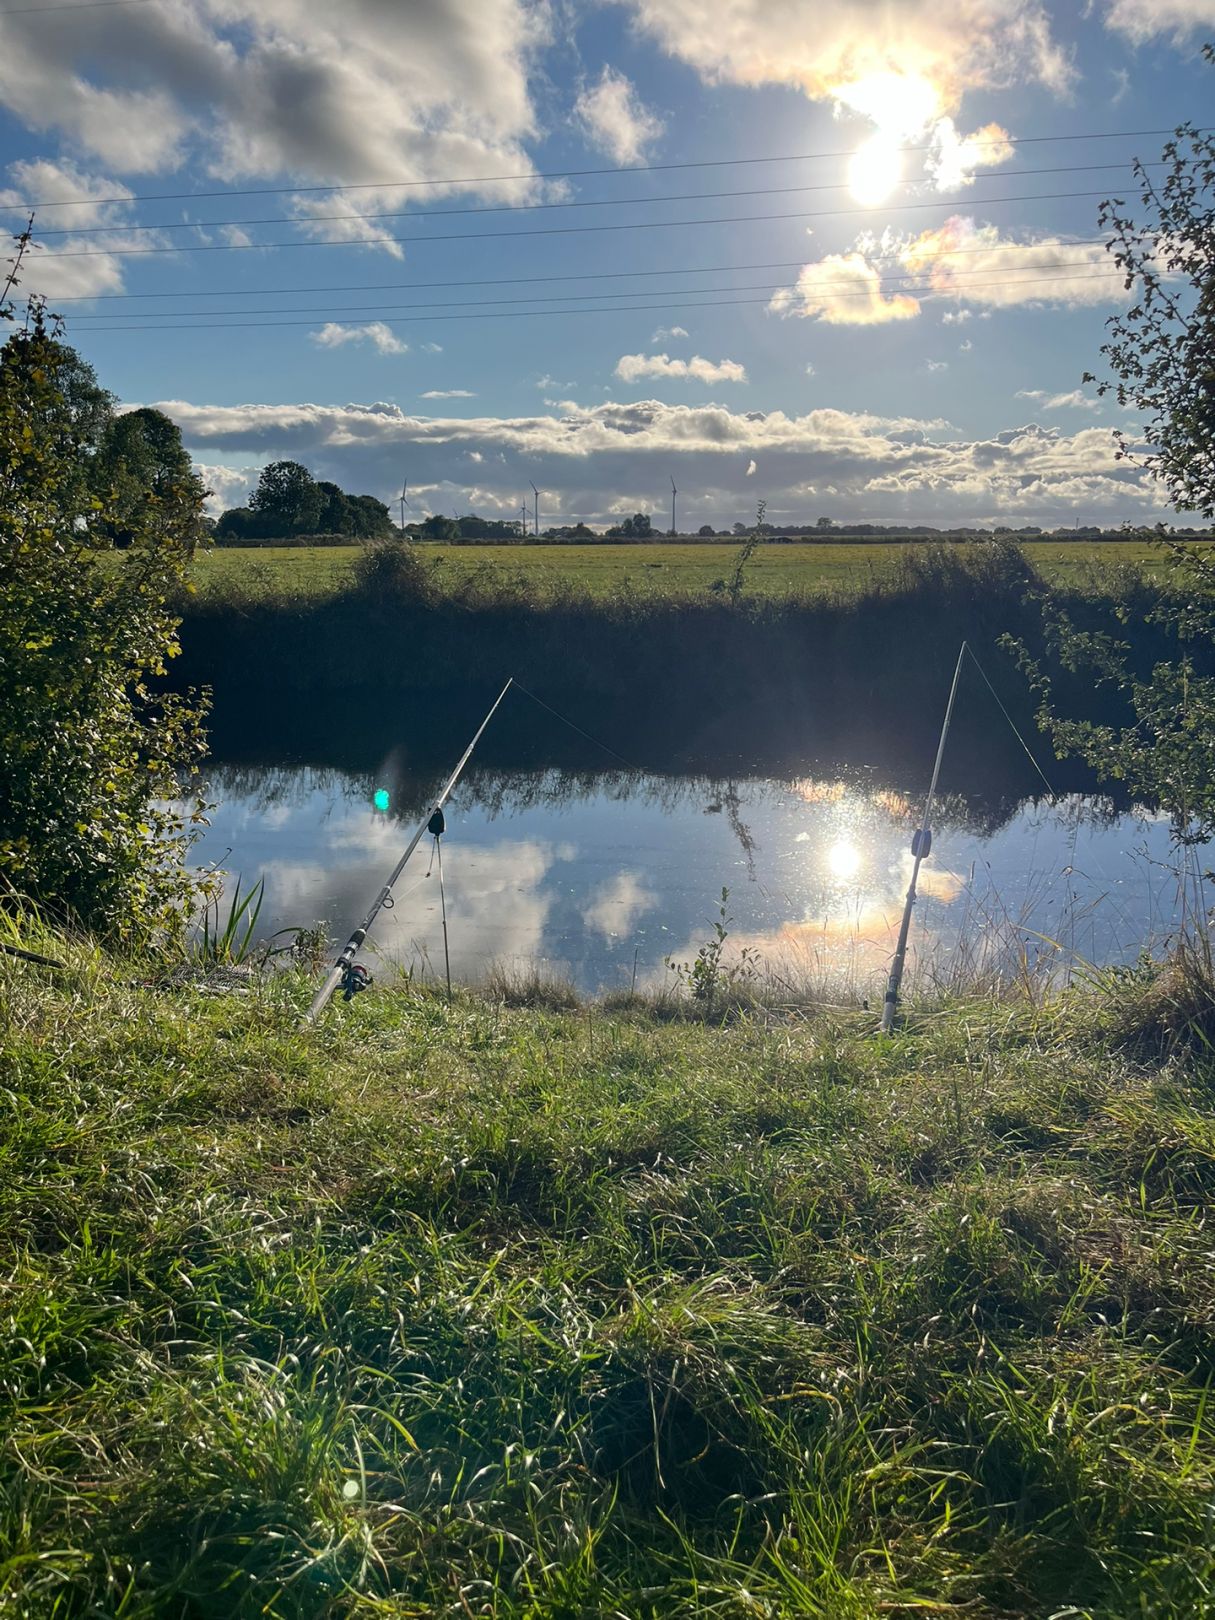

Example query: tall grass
[2,925,1215,1615]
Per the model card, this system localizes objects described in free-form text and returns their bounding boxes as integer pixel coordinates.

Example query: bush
[0,307,210,942]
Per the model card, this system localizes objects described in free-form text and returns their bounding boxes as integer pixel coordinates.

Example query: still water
[192,754,1207,999]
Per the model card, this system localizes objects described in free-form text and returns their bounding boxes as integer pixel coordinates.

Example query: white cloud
[0,0,548,221]
[745,458,757,476]
[421,389,477,399]
[1100,0,1215,41]
[774,218,1128,327]
[804,363,817,376]
[1016,388,1101,410]
[619,0,1073,107]
[574,66,664,164]
[614,352,747,383]
[925,359,949,372]
[582,871,658,938]
[959,338,973,351]
[771,252,921,325]
[0,157,143,298]
[157,396,1170,526]
[926,119,1014,189]
[193,462,262,516]
[310,322,409,355]
[652,324,690,342]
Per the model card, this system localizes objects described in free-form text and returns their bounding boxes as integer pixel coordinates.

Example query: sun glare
[825,839,863,881]
[848,133,903,207]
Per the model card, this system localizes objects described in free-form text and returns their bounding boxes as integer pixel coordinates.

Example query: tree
[420,512,460,540]
[0,295,210,940]
[248,460,324,535]
[1021,90,1215,840]
[698,524,716,537]
[816,515,835,529]
[93,408,207,555]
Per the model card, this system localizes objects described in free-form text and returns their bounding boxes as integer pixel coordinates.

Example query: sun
[848,133,903,207]
[825,839,863,881]
[837,70,941,207]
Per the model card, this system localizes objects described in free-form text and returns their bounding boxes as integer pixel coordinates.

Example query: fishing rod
[303,677,514,1023]
[880,642,966,1034]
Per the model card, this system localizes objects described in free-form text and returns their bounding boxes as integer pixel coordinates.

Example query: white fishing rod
[880,642,966,1034]
[303,677,514,1023]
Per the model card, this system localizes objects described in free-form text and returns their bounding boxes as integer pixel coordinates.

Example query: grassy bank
[3,929,1215,1617]
[186,539,1185,605]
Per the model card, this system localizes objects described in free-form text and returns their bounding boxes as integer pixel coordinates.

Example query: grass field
[187,539,1181,602]
[4,922,1215,1617]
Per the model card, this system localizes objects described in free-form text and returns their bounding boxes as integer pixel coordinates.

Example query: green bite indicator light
[373,788,390,813]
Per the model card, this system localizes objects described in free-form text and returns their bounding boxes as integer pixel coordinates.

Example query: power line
[33,240,1113,303]
[23,160,1163,239]
[62,259,1119,324]
[39,188,1124,258]
[68,269,1123,333]
[3,125,1197,212]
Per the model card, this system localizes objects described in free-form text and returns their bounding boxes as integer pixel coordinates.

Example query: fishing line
[963,645,1058,798]
[510,681,643,774]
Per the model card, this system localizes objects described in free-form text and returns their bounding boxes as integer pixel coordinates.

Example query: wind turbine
[670,475,677,536]
[397,478,411,532]
[519,502,529,539]
[530,482,541,537]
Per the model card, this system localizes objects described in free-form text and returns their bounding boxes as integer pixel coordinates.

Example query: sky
[1,0,1212,529]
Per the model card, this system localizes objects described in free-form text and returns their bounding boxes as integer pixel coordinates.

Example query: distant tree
[420,512,460,540]
[607,511,655,538]
[732,521,748,535]
[248,460,324,535]
[316,480,355,535]
[698,524,716,537]
[815,515,835,529]
[93,408,207,555]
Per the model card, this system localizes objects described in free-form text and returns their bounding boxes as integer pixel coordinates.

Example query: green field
[188,539,1179,602]
[3,929,1215,1616]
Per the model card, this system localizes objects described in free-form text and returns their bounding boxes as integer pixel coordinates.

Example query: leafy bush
[0,299,210,942]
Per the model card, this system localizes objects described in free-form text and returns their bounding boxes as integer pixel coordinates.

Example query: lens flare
[373,788,390,813]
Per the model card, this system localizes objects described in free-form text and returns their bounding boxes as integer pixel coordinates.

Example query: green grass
[3,928,1215,1616]
[186,540,1183,603]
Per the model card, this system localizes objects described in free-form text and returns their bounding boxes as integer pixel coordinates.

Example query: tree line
[216,460,393,542]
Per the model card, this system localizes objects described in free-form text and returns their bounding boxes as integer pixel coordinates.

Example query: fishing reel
[340,961,373,1001]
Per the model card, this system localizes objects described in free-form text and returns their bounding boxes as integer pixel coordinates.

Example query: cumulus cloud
[420,389,477,399]
[771,252,921,324]
[773,217,1128,326]
[0,1,547,238]
[926,119,1015,189]
[618,0,1072,108]
[310,322,409,355]
[652,325,689,341]
[617,0,1067,195]
[574,66,665,164]
[192,462,262,515]
[1016,388,1102,410]
[0,157,145,298]
[614,352,747,383]
[1100,0,1215,41]
[156,395,1169,527]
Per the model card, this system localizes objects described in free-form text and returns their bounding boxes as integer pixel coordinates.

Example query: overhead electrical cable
[23,160,1166,238]
[62,260,1125,324]
[72,270,1125,332]
[2,125,1199,212]
[35,240,1113,303]
[37,188,1130,258]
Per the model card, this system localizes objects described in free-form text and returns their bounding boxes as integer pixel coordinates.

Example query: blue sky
[1,0,1212,527]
